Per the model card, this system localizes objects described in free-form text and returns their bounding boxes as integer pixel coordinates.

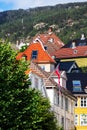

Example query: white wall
[38,63,55,72]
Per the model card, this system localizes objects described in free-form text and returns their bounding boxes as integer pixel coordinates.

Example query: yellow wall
[75,97,87,130]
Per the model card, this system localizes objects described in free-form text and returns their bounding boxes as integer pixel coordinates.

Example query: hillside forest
[0,2,87,44]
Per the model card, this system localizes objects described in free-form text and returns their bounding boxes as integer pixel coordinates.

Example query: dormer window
[73,49,78,54]
[72,80,82,92]
[48,38,54,43]
[31,50,38,59]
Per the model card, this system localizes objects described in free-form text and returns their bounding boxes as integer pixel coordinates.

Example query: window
[81,97,87,107]
[65,97,68,111]
[40,66,45,71]
[61,116,64,128]
[80,114,87,126]
[54,93,59,106]
[73,50,78,54]
[57,93,59,106]
[34,77,38,89]
[44,46,47,50]
[72,80,82,92]
[75,100,78,107]
[61,95,64,109]
[48,38,54,43]
[74,115,78,125]
[31,50,38,59]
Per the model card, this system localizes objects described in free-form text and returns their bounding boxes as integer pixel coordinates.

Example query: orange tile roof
[55,46,87,59]
[16,42,55,63]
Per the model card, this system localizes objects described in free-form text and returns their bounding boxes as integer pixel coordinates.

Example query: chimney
[72,41,76,49]
[81,34,85,40]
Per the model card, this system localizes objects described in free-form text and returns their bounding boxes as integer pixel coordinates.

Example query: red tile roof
[33,32,64,56]
[16,42,55,63]
[55,46,87,59]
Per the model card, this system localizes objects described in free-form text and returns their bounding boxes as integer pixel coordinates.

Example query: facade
[66,73,87,130]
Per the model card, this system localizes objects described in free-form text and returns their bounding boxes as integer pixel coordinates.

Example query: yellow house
[66,73,87,130]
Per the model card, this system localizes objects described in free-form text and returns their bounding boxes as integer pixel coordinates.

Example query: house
[17,40,76,130]
[55,34,87,68]
[66,72,87,130]
[33,27,64,56]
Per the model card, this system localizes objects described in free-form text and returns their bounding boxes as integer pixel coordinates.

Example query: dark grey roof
[66,73,87,94]
[63,38,87,48]
[59,61,78,72]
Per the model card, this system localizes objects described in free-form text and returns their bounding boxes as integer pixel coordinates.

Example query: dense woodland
[0,2,87,44]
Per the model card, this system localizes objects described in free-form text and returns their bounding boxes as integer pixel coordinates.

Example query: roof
[29,61,58,87]
[58,61,78,72]
[33,31,64,56]
[63,37,87,48]
[55,46,87,59]
[66,73,87,94]
[16,42,55,64]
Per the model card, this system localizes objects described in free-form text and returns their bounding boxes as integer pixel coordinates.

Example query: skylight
[72,80,82,92]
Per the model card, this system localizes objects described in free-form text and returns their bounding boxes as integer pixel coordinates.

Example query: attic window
[73,50,78,54]
[72,80,82,92]
[31,50,38,59]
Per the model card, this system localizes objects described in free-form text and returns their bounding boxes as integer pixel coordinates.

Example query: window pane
[80,114,87,126]
[81,97,87,107]
[72,80,82,92]
[31,50,38,59]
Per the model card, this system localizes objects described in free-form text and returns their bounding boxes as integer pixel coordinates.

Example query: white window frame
[80,97,87,107]
[80,114,87,126]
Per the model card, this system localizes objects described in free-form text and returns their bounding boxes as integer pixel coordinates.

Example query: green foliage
[0,41,58,130]
[0,2,87,43]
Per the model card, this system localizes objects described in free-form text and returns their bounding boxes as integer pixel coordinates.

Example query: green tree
[0,41,58,130]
